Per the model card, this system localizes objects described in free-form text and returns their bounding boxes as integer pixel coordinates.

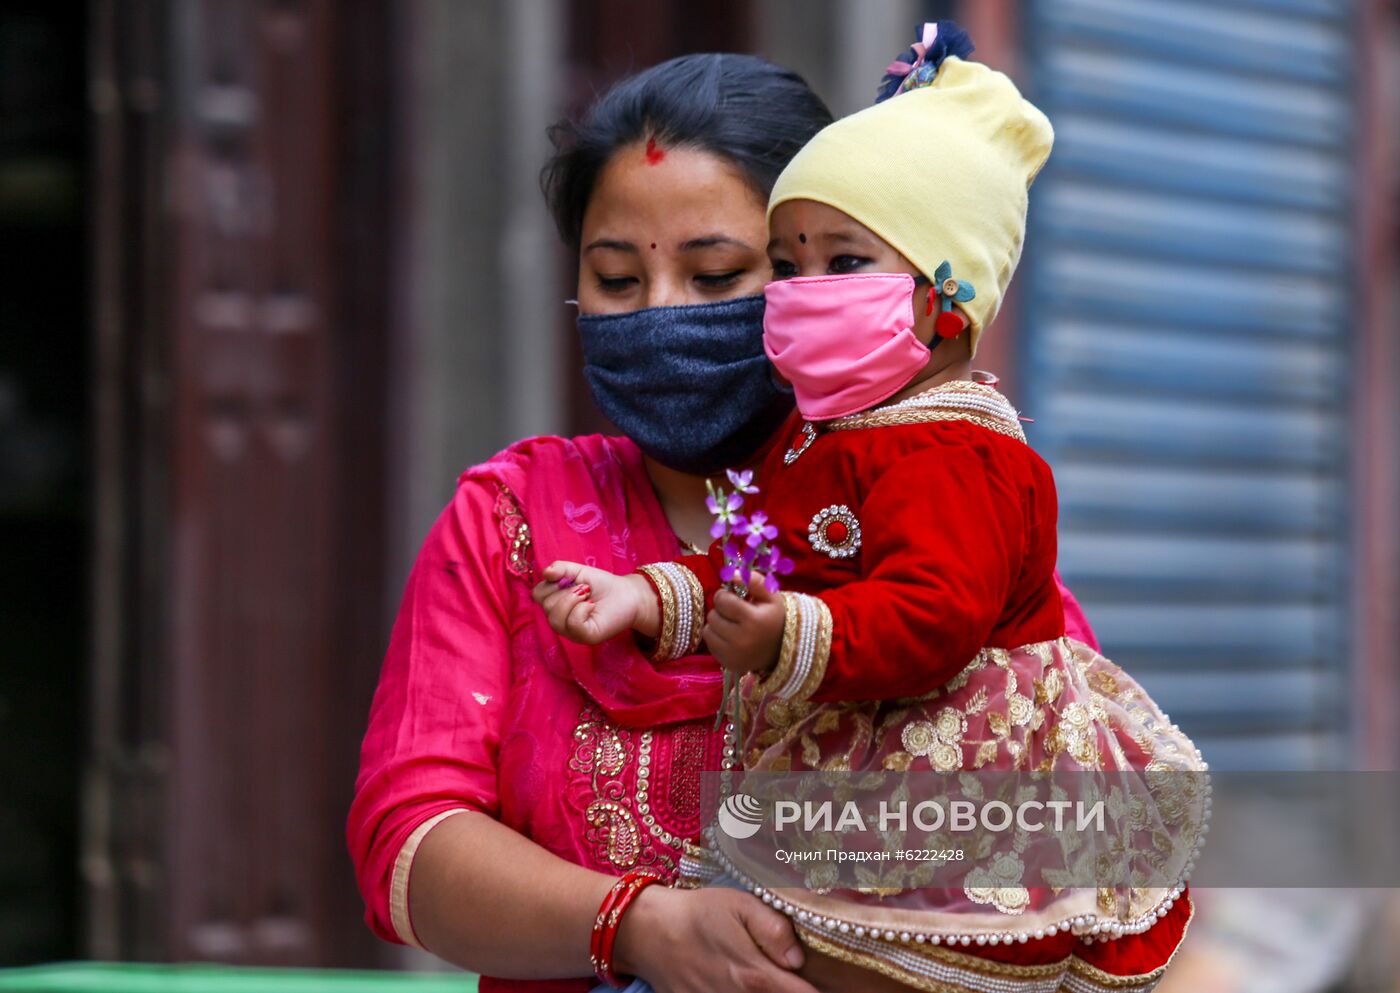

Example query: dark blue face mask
[577,294,794,476]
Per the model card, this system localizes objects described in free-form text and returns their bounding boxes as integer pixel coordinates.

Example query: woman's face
[577,142,770,314]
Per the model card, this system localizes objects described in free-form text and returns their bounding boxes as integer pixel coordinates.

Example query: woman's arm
[407,811,610,974]
[348,480,515,948]
[411,812,820,993]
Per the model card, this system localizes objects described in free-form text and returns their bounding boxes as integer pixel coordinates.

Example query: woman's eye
[770,259,798,280]
[595,275,639,293]
[695,269,744,288]
[829,255,870,274]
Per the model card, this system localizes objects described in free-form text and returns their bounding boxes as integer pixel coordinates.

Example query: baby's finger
[712,588,754,622]
[535,581,584,612]
[700,622,731,656]
[745,573,778,604]
[547,584,594,632]
[533,578,576,606]
[541,560,584,584]
[704,608,743,642]
[564,600,599,640]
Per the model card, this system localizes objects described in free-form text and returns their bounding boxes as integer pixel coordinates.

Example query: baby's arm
[531,561,660,645]
[553,543,783,669]
[760,440,1046,705]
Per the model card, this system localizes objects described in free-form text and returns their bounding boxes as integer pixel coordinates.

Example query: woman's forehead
[582,143,766,246]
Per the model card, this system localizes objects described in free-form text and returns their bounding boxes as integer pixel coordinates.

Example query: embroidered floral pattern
[725,637,1208,939]
[964,850,1031,915]
[493,483,534,583]
[569,704,739,878]
[571,707,653,872]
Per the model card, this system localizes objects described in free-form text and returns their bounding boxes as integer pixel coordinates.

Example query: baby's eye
[770,259,798,280]
[828,255,870,274]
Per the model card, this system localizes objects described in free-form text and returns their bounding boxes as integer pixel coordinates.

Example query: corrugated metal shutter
[1019,0,1358,770]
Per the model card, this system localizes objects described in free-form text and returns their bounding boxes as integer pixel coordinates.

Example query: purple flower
[719,542,741,584]
[726,468,759,494]
[706,490,745,539]
[743,511,779,549]
[761,545,795,576]
[706,490,743,519]
[720,543,759,585]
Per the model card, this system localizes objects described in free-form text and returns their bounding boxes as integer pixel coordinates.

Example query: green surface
[0,964,477,993]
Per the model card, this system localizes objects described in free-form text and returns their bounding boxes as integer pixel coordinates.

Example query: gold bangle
[636,564,678,662]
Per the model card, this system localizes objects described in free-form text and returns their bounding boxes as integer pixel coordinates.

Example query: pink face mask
[763,272,930,421]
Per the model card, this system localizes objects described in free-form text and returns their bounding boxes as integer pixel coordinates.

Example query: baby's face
[767,199,938,346]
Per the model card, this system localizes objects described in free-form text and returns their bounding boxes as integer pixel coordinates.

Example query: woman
[347,53,1101,993]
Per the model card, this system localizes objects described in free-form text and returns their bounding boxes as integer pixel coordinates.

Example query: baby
[535,22,1206,991]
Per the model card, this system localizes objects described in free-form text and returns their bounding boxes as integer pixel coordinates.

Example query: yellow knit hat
[767,27,1053,353]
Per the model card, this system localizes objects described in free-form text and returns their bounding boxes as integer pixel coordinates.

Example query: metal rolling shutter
[1019,0,1357,770]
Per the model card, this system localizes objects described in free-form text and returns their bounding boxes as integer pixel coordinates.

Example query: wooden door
[88,0,394,965]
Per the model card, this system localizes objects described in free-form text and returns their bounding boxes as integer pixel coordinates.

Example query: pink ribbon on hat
[884,22,940,78]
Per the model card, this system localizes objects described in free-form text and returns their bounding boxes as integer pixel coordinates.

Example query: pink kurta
[346,428,1100,993]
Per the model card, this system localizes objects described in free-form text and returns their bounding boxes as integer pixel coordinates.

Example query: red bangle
[591,870,663,988]
[599,874,662,988]
[589,881,630,971]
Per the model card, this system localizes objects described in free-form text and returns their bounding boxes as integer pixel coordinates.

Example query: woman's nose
[643,278,690,309]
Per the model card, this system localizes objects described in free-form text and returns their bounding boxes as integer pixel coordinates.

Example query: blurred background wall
[1,0,1398,987]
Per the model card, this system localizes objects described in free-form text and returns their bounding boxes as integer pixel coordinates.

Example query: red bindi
[644,137,666,165]
[798,233,807,244]
[650,242,657,249]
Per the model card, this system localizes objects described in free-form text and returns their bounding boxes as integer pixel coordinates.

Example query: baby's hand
[703,578,785,675]
[532,561,659,645]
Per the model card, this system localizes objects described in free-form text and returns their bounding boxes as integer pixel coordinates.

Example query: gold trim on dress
[801,926,1070,993]
[1064,894,1195,992]
[389,808,469,949]
[781,896,1191,993]
[822,381,1026,444]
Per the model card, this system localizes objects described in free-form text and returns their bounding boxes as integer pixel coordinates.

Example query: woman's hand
[704,579,785,675]
[614,885,820,993]
[532,561,660,643]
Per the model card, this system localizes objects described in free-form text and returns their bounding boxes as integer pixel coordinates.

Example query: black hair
[541,53,834,249]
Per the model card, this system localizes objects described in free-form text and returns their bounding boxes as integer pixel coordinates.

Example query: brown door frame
[87,0,397,964]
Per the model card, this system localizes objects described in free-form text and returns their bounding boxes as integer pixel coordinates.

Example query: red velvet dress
[637,382,1206,993]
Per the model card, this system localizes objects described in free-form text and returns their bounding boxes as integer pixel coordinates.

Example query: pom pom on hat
[876,21,975,104]
[767,21,1053,356]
